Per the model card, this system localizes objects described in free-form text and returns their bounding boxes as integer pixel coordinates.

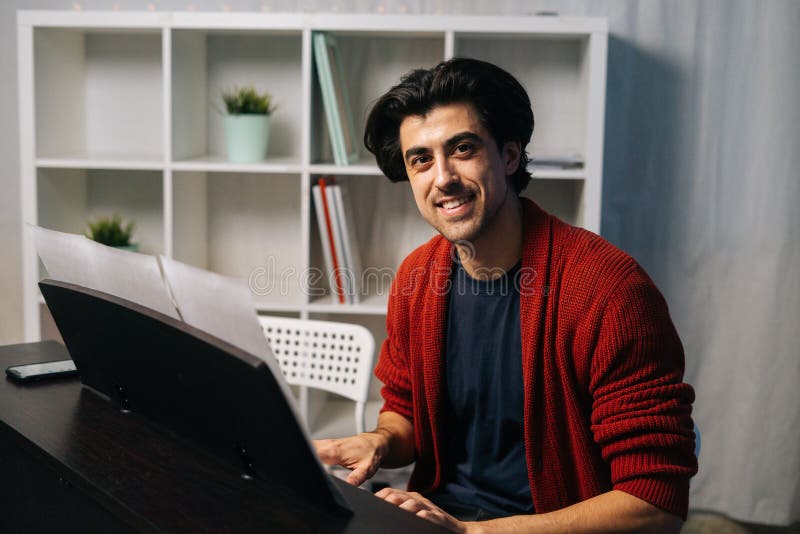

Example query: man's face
[398,102,519,244]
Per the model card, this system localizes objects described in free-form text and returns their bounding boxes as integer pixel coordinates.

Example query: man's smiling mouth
[436,194,475,210]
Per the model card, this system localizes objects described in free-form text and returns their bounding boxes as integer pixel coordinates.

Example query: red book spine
[318,177,346,304]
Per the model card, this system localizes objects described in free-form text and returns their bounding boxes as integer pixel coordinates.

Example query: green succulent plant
[85,214,135,247]
[221,85,275,115]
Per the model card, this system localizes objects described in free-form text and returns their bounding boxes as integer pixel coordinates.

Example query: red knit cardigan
[374,199,697,520]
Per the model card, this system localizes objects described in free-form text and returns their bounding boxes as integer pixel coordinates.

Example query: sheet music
[31,225,315,456]
[30,225,179,320]
[158,256,304,420]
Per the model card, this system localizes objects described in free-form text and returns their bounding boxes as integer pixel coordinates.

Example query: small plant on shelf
[221,85,276,115]
[85,214,136,249]
[220,85,276,163]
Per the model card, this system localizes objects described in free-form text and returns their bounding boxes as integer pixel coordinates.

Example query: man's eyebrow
[404,145,430,162]
[403,132,484,163]
[445,131,483,149]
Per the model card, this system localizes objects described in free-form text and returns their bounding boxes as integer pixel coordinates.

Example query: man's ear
[503,141,522,175]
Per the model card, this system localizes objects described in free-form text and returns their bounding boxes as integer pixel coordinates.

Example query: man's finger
[345,465,369,486]
[398,498,425,513]
[417,509,441,522]
[384,493,408,506]
[417,510,462,533]
[375,488,407,500]
[374,487,393,499]
[407,491,429,504]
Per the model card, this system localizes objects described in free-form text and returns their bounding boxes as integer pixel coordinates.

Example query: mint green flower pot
[224,114,270,163]
[113,244,139,252]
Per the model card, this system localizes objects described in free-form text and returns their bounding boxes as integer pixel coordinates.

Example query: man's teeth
[442,197,470,210]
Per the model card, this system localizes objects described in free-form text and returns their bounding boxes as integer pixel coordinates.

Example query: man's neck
[456,194,523,280]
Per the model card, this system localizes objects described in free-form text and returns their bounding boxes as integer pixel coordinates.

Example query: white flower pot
[223,114,270,163]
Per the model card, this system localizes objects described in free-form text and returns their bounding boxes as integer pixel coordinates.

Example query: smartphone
[6,360,78,383]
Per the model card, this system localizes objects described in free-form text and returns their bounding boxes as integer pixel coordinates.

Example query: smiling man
[314,58,697,533]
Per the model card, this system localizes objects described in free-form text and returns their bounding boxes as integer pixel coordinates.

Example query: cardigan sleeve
[589,266,698,519]
[373,278,413,421]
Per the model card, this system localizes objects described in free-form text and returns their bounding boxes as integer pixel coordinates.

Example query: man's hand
[314,433,386,486]
[375,488,475,533]
[374,488,682,534]
[313,411,416,486]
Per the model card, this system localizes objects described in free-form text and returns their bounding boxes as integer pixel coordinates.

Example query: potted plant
[85,214,137,251]
[221,85,276,163]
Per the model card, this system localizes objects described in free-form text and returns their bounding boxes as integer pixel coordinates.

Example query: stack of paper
[30,225,301,422]
[30,225,179,320]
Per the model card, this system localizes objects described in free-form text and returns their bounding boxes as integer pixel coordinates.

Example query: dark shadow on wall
[600,34,686,290]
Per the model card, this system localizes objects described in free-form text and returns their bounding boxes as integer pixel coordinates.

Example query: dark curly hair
[364,58,534,194]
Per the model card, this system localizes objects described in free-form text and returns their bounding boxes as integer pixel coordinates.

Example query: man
[314,58,697,533]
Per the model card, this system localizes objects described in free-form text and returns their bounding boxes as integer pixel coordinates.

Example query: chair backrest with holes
[258,316,375,407]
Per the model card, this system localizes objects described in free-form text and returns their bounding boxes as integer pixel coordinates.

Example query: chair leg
[355,401,366,435]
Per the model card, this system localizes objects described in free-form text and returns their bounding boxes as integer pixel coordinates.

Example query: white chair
[258,316,375,434]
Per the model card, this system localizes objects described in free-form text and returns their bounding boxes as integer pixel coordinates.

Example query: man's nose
[433,157,459,191]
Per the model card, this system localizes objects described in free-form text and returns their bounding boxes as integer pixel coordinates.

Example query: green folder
[313,32,358,166]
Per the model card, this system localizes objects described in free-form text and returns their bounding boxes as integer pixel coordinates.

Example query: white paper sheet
[30,225,179,320]
[31,225,319,467]
[158,255,303,418]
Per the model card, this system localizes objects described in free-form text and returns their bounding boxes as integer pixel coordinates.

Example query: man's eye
[412,156,432,166]
[455,143,473,154]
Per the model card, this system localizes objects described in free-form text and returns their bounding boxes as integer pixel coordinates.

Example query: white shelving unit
[18,10,607,437]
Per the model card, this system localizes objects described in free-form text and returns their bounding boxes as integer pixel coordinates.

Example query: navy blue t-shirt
[437,259,534,517]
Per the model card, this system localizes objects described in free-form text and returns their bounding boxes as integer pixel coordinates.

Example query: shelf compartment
[308,174,436,306]
[36,168,164,279]
[172,171,305,310]
[454,33,590,164]
[171,29,303,165]
[310,32,446,165]
[34,28,163,160]
[523,178,586,229]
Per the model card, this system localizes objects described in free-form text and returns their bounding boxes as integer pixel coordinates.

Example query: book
[311,185,336,300]
[313,178,346,304]
[330,184,362,304]
[313,32,358,166]
[328,185,351,303]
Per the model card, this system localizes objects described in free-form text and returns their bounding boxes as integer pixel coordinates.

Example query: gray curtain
[589,0,800,526]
